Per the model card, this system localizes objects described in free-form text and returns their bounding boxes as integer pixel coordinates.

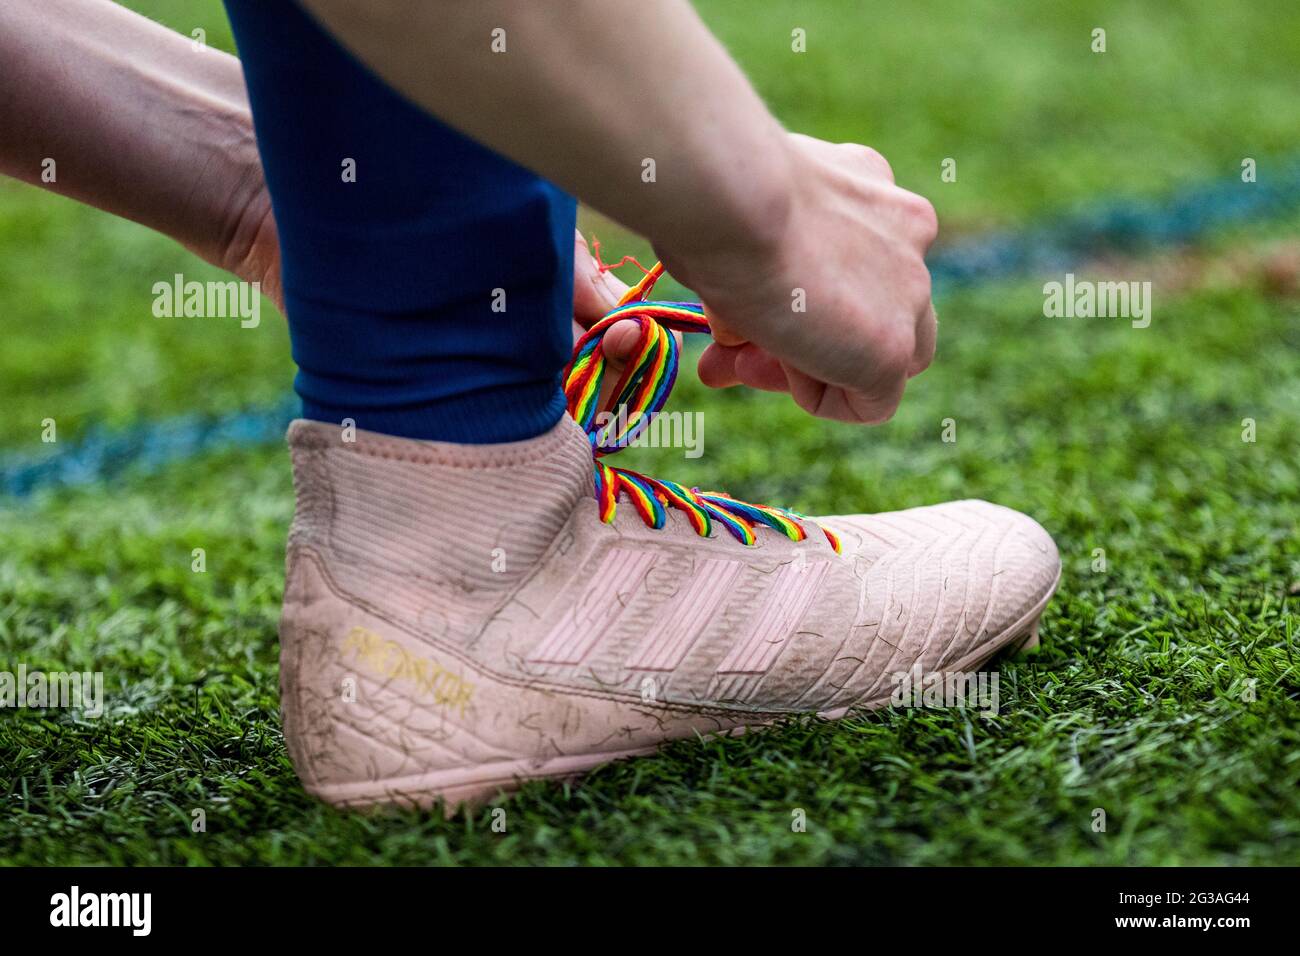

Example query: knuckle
[912,344,935,374]
[887,331,916,376]
[867,325,914,381]
[843,143,894,181]
[901,192,939,243]
[903,259,933,305]
[916,200,940,244]
[863,393,903,425]
[869,150,895,183]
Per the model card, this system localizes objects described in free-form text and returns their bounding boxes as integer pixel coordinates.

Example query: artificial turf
[1,0,1298,865]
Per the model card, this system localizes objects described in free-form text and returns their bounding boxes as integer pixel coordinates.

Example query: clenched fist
[656,133,939,424]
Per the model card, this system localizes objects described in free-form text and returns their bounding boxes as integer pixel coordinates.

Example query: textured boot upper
[286,416,592,636]
[285,416,1059,716]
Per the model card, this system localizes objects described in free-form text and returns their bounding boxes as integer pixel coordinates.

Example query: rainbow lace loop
[563,261,841,554]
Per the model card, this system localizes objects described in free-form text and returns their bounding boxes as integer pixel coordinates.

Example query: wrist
[653,124,795,274]
[190,104,264,267]
[193,104,283,308]
[652,138,800,339]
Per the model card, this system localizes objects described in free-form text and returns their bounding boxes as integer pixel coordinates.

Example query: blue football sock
[224,0,577,443]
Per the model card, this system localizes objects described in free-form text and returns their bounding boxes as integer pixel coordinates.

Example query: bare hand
[655,133,939,423]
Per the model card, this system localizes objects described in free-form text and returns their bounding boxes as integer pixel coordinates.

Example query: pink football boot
[279,265,1060,810]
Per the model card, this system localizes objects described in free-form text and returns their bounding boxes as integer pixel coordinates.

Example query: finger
[572,229,630,327]
[841,372,907,423]
[698,341,743,388]
[599,318,644,364]
[784,364,829,417]
[597,318,684,364]
[909,303,938,378]
[733,343,791,392]
[785,364,907,424]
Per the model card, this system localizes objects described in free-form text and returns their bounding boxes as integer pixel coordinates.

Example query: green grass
[2,0,1299,865]
[3,261,1297,865]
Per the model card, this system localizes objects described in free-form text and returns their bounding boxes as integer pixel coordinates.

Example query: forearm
[297,0,793,256]
[0,0,263,268]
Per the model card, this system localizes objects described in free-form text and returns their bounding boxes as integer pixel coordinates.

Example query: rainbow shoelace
[563,258,840,554]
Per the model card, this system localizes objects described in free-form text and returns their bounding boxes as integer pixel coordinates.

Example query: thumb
[573,230,630,327]
[599,318,644,363]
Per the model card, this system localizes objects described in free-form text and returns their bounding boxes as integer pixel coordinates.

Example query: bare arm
[1,0,938,421]
[0,0,278,301]
[297,0,792,260]
[299,0,939,422]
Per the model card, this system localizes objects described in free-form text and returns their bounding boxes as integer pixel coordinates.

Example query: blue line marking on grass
[928,158,1300,290]
[1,396,299,498]
[4,161,1299,499]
